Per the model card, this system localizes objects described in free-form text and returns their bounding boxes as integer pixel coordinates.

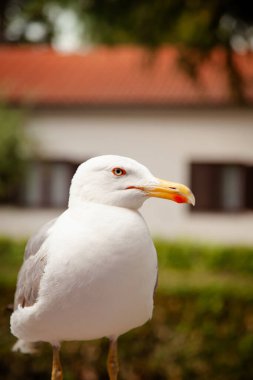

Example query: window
[190,163,253,212]
[20,160,80,208]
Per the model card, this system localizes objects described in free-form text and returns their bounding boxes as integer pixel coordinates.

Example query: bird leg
[51,344,63,380]
[107,338,119,380]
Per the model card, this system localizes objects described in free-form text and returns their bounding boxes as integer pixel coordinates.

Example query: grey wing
[24,218,57,260]
[14,218,57,309]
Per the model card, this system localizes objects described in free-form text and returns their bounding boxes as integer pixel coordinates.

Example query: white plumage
[11,202,157,343]
[11,155,194,380]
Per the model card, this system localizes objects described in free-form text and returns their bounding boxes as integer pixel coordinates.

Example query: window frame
[190,161,252,213]
[18,159,81,209]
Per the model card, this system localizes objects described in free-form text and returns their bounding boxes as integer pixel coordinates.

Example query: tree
[1,0,253,50]
[80,0,253,51]
[1,0,253,48]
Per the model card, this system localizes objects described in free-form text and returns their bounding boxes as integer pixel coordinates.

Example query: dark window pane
[191,163,222,211]
[245,166,253,210]
[191,163,247,212]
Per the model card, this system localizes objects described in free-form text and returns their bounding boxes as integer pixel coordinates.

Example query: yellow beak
[144,178,195,205]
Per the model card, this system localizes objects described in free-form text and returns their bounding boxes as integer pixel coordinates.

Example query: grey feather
[14,218,57,309]
[24,218,56,260]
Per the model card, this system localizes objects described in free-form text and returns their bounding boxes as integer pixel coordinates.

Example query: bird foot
[107,339,119,380]
[51,345,63,380]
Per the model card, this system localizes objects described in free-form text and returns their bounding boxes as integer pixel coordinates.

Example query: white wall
[1,108,253,244]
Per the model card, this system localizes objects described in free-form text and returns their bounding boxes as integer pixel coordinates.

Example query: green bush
[0,236,26,258]
[0,237,26,287]
[155,240,203,270]
[155,240,253,275]
[206,245,253,274]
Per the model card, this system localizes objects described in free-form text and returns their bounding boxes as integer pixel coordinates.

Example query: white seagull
[11,155,195,380]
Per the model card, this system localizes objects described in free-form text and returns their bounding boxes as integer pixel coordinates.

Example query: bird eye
[112,167,126,176]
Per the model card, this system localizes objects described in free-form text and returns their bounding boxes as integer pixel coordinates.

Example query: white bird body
[11,201,157,344]
[11,155,194,380]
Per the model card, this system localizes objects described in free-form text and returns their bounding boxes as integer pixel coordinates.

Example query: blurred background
[0,0,253,379]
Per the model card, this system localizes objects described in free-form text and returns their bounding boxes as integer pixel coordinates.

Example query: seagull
[11,155,195,380]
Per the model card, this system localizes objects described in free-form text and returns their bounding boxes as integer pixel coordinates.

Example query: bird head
[69,155,195,209]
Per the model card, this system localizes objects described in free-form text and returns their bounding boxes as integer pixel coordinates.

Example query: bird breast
[32,203,158,341]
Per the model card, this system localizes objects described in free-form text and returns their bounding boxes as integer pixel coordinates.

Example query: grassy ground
[1,238,253,379]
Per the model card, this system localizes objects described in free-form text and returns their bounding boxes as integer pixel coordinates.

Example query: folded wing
[14,218,57,309]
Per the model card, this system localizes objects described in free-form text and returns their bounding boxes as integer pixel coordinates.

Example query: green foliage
[81,0,253,52]
[207,245,253,274]
[0,103,28,203]
[155,240,253,274]
[0,237,26,287]
[1,0,253,49]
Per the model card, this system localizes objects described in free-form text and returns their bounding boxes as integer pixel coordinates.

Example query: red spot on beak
[174,195,187,204]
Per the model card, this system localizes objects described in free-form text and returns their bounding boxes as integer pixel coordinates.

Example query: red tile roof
[0,45,253,107]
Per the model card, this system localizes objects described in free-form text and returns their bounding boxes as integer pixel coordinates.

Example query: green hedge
[0,237,26,287]
[155,240,253,274]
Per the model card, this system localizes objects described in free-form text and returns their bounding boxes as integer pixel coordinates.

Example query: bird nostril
[169,187,177,190]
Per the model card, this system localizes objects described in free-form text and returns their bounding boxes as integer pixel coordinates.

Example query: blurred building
[0,45,253,243]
